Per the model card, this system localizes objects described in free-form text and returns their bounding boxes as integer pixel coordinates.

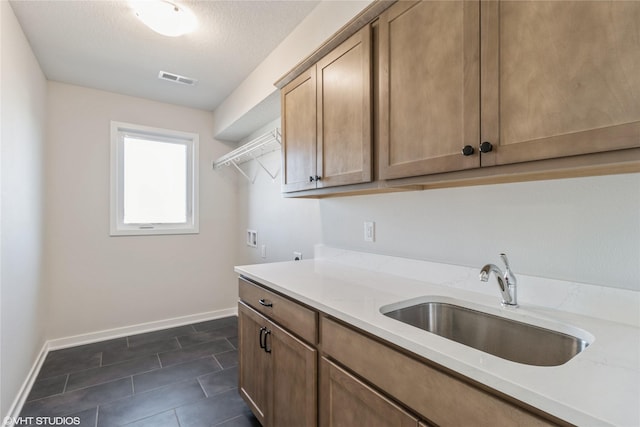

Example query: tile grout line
[62,373,70,394]
[173,409,182,427]
[212,414,244,427]
[196,374,209,398]
[211,354,223,371]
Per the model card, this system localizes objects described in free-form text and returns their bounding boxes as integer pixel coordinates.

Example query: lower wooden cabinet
[238,302,270,426]
[321,316,561,427]
[238,277,567,426]
[238,302,317,427]
[320,357,419,427]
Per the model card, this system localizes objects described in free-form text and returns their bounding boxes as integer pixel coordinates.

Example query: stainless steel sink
[381,300,590,366]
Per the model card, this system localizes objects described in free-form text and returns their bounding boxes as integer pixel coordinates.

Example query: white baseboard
[3,341,50,427]
[47,307,238,351]
[2,307,238,425]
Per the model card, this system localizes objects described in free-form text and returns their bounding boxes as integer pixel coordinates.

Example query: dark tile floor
[20,316,260,427]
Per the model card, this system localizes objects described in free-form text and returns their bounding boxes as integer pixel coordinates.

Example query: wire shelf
[212,128,281,182]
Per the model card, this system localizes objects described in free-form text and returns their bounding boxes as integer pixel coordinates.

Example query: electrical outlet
[293,251,302,261]
[246,229,257,247]
[261,244,267,259]
[364,221,375,242]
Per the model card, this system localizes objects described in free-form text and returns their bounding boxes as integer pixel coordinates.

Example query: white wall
[236,154,640,290]
[233,119,321,265]
[319,173,640,291]
[236,130,640,291]
[45,82,239,340]
[0,0,49,416]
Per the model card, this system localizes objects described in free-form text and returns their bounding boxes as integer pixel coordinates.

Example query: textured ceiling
[9,0,319,116]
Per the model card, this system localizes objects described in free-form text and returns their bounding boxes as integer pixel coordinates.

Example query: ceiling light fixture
[132,1,198,37]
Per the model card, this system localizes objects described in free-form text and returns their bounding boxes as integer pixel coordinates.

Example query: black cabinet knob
[309,176,314,182]
[480,141,493,153]
[315,175,322,181]
[462,145,475,156]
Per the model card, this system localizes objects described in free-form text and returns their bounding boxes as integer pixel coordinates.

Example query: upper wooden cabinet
[379,0,640,180]
[281,68,317,192]
[278,0,639,196]
[480,0,640,167]
[378,1,481,180]
[281,25,372,193]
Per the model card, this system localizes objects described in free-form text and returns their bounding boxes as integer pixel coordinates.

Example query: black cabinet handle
[315,175,322,181]
[264,329,272,353]
[259,298,273,308]
[480,141,493,153]
[259,327,267,350]
[462,145,475,156]
[309,176,314,182]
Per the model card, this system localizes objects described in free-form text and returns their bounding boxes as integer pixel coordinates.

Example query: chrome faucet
[480,253,518,307]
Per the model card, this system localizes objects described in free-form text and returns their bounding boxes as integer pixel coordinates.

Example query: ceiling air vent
[158,71,197,86]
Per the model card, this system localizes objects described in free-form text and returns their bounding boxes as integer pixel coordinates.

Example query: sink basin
[381,299,590,366]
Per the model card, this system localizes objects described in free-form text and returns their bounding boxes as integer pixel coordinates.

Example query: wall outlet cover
[364,221,375,242]
[247,229,257,247]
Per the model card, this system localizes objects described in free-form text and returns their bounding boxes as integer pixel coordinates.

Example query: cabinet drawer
[239,277,317,344]
[321,316,561,427]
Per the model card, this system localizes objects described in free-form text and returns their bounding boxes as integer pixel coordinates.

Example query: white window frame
[110,121,199,236]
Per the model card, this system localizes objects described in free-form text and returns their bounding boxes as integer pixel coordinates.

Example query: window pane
[123,137,187,224]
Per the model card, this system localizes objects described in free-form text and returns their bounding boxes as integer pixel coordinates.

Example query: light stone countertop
[235,247,640,427]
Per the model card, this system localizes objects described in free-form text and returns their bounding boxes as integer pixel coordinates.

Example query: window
[110,121,199,236]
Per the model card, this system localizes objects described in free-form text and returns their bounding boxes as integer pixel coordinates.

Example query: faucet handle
[499,253,511,269]
[500,253,517,286]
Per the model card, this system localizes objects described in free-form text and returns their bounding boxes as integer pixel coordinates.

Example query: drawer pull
[259,298,273,308]
[259,326,267,349]
[264,329,272,353]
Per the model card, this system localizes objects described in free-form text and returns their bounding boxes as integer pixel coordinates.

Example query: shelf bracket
[228,159,257,183]
[251,151,280,181]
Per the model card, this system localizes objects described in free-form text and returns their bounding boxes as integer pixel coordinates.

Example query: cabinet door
[269,321,317,427]
[481,0,640,166]
[316,25,372,188]
[378,1,480,180]
[319,357,418,427]
[238,302,270,426]
[282,67,317,192]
